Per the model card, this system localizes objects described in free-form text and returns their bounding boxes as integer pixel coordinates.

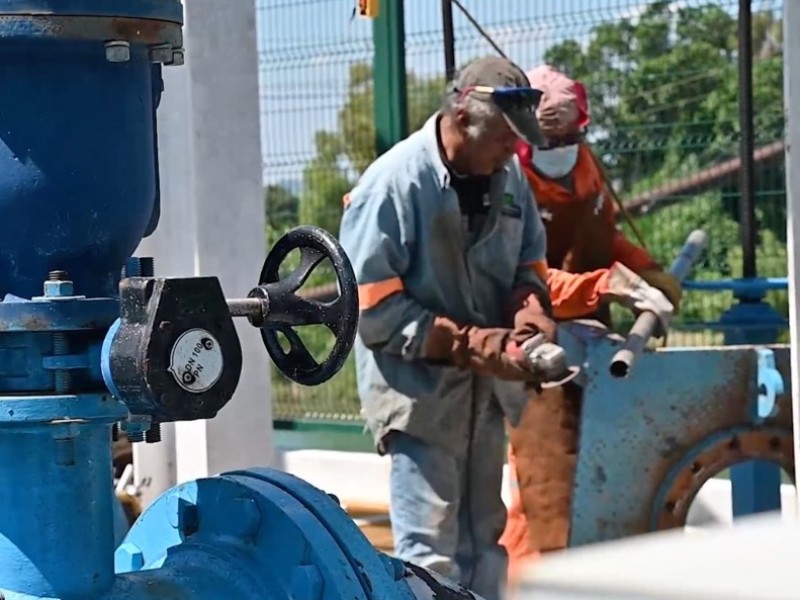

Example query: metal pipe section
[609,229,709,378]
[0,3,181,597]
[683,278,788,292]
[227,297,268,318]
[441,0,455,80]
[0,422,122,598]
[738,0,758,278]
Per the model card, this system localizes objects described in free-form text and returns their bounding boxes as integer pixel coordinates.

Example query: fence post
[784,0,800,516]
[372,0,408,156]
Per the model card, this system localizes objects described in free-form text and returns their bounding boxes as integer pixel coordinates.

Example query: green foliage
[266,63,445,410]
[264,184,299,247]
[544,3,784,188]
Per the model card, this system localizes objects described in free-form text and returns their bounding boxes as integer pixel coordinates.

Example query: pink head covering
[525,65,590,139]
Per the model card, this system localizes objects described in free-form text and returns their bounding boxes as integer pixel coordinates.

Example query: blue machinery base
[687,278,789,518]
[526,274,792,548]
[522,315,793,548]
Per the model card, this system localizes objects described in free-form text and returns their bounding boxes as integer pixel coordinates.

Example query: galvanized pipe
[609,229,709,378]
[227,297,268,318]
[441,0,455,80]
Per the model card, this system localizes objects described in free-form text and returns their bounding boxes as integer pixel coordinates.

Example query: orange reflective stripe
[522,259,548,282]
[358,277,403,310]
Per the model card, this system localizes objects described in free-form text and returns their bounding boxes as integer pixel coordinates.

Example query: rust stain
[0,15,181,46]
[655,428,795,531]
[109,17,169,43]
[0,315,51,332]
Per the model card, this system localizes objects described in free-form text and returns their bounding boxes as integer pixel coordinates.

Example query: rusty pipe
[609,229,709,378]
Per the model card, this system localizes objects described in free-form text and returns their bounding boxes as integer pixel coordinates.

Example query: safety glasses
[454,85,543,112]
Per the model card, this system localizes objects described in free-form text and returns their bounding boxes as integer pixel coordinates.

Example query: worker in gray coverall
[338,56,673,600]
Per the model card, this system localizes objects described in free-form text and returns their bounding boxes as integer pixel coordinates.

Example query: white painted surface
[133,0,273,505]
[784,0,800,516]
[515,514,799,600]
[276,449,513,508]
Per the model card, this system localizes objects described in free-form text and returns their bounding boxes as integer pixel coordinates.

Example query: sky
[255,0,779,188]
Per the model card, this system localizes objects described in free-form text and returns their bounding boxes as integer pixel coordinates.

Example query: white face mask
[531,144,579,179]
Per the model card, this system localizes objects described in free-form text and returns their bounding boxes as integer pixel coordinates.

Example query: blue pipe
[683,277,788,296]
[0,414,124,598]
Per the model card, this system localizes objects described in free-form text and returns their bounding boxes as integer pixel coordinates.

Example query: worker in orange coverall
[499,64,684,579]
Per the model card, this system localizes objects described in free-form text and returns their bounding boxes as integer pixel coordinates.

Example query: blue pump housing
[0,4,452,600]
[0,40,163,299]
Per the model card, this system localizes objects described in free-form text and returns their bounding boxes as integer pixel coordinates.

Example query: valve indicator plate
[169,328,224,393]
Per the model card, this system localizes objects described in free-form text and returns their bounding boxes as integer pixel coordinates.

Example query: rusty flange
[649,426,794,531]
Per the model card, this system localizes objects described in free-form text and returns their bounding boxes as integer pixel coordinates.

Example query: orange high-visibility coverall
[500,140,661,581]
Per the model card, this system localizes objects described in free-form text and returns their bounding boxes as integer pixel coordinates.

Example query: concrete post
[134,0,274,504]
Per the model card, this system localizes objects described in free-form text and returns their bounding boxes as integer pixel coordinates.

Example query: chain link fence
[257,0,787,423]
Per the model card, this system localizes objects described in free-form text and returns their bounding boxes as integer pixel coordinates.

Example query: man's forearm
[357,292,436,361]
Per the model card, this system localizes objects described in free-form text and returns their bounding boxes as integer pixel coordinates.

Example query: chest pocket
[469,207,523,291]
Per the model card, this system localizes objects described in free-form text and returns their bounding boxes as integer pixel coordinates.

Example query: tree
[268,64,447,399]
[298,131,351,237]
[264,183,299,249]
[543,2,784,193]
[544,2,787,340]
[296,63,446,240]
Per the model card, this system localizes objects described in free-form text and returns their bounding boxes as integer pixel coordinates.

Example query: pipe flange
[0,0,183,23]
[0,15,182,47]
[650,426,794,531]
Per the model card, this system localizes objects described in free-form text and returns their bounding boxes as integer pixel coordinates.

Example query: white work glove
[601,262,675,336]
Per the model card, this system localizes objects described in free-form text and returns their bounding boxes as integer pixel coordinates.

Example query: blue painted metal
[0,0,183,22]
[0,3,439,600]
[683,277,788,295]
[730,458,784,518]
[679,278,788,516]
[0,2,178,300]
[720,301,786,345]
[547,320,794,546]
[116,469,418,600]
[719,285,785,517]
[0,405,126,598]
[647,426,792,530]
[756,348,784,421]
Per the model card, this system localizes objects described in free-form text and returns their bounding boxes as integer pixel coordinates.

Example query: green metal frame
[372,0,408,155]
[273,419,375,452]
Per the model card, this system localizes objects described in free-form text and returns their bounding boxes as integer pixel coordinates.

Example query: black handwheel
[248,226,359,386]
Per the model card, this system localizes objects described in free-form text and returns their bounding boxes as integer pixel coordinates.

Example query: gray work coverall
[338,114,549,600]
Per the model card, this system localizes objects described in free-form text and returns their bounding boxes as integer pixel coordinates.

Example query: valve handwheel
[247,226,359,386]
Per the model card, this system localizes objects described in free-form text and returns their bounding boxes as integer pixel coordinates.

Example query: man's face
[456,110,519,176]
